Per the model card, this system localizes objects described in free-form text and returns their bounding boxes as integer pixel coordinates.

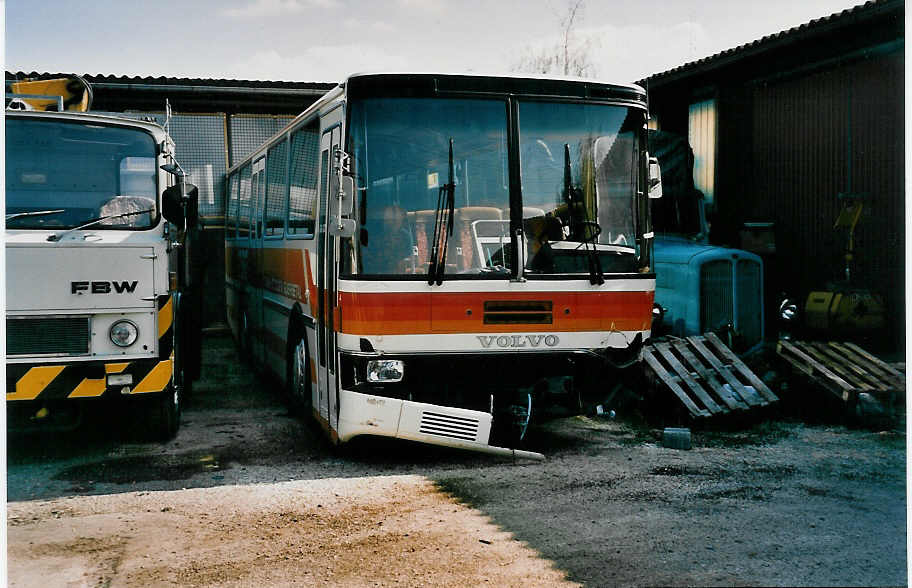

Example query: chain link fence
[92,111,297,327]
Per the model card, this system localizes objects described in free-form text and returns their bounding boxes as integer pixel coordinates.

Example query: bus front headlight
[366,359,404,383]
[110,320,139,347]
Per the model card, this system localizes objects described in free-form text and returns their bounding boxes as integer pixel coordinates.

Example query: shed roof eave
[638,0,903,89]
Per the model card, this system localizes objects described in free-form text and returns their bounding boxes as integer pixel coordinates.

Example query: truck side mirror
[162,182,199,229]
[648,156,662,199]
[162,185,185,227]
[184,183,199,229]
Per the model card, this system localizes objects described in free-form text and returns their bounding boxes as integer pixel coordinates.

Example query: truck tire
[147,383,181,442]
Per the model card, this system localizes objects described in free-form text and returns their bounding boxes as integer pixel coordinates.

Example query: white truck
[6,107,201,439]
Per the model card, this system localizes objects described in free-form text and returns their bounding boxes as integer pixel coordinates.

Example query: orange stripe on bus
[339,291,653,335]
[305,251,318,315]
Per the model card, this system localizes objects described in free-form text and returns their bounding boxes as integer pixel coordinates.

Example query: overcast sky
[6,0,867,84]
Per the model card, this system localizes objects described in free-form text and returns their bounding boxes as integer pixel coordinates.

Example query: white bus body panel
[337,389,494,448]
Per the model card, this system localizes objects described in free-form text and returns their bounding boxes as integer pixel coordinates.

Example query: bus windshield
[518,101,640,275]
[350,97,510,277]
[5,118,159,230]
[348,97,641,278]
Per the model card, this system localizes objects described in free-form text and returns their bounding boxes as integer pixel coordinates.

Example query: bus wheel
[238,310,251,360]
[287,332,312,416]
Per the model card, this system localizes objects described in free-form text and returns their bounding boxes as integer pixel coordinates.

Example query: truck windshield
[5,118,158,230]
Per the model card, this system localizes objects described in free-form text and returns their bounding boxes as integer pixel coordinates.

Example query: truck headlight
[366,359,404,383]
[652,303,666,327]
[110,320,139,347]
[779,298,799,323]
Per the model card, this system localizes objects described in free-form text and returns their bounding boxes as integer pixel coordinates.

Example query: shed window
[688,98,717,207]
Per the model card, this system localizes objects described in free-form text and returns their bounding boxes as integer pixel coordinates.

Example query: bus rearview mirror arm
[330,148,356,237]
[648,156,663,199]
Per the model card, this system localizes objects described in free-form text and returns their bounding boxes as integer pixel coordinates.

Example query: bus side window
[238,163,252,239]
[226,173,239,239]
[265,138,288,237]
[288,122,319,238]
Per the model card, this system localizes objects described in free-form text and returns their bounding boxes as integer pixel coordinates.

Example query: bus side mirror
[329,218,356,237]
[648,156,663,199]
[328,174,355,237]
[331,175,355,217]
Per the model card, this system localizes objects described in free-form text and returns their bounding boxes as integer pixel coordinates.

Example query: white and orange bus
[225,73,661,458]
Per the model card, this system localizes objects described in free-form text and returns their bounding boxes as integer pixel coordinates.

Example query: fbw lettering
[71,281,138,294]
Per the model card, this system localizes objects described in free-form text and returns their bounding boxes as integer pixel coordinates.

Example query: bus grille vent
[483,300,553,325]
[419,411,479,442]
[7,317,90,356]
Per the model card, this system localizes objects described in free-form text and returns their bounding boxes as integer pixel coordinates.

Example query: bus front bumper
[336,389,544,461]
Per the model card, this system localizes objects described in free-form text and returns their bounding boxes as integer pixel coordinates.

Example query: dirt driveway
[6,334,907,586]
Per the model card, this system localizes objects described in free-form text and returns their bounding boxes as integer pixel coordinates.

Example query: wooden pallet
[776,340,905,410]
[643,332,779,418]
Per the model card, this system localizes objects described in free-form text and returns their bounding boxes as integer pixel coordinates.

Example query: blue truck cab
[649,130,764,352]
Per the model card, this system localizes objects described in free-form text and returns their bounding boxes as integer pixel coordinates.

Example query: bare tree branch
[511,0,597,78]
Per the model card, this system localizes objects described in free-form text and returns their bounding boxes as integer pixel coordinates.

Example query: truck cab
[5,107,201,438]
[649,130,764,352]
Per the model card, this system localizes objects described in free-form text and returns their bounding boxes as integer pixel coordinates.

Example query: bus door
[317,126,342,431]
[250,156,266,364]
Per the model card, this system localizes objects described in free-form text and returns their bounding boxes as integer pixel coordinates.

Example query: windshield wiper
[47,208,154,242]
[562,144,604,285]
[427,138,456,286]
[581,221,605,285]
[6,209,65,222]
[562,143,575,238]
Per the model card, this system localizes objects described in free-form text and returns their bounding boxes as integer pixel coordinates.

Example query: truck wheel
[286,330,312,416]
[148,383,181,442]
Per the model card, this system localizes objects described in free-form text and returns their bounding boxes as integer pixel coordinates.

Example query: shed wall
[746,52,904,347]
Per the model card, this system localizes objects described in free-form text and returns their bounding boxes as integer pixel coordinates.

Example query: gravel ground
[6,334,907,586]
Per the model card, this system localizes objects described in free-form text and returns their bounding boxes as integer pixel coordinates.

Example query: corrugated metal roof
[640,0,902,85]
[5,71,335,91]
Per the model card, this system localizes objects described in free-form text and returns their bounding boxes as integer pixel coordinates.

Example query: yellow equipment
[8,76,93,112]
[805,289,885,333]
[804,195,884,335]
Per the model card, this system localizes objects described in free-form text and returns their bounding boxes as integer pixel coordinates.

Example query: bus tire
[286,327,313,416]
[238,309,251,360]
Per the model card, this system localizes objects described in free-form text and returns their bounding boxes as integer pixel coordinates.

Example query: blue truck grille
[700,259,763,349]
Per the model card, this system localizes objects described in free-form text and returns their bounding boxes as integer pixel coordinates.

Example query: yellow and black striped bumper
[6,296,175,402]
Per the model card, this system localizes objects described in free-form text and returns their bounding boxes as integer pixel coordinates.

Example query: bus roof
[226,72,648,176]
[343,72,646,104]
